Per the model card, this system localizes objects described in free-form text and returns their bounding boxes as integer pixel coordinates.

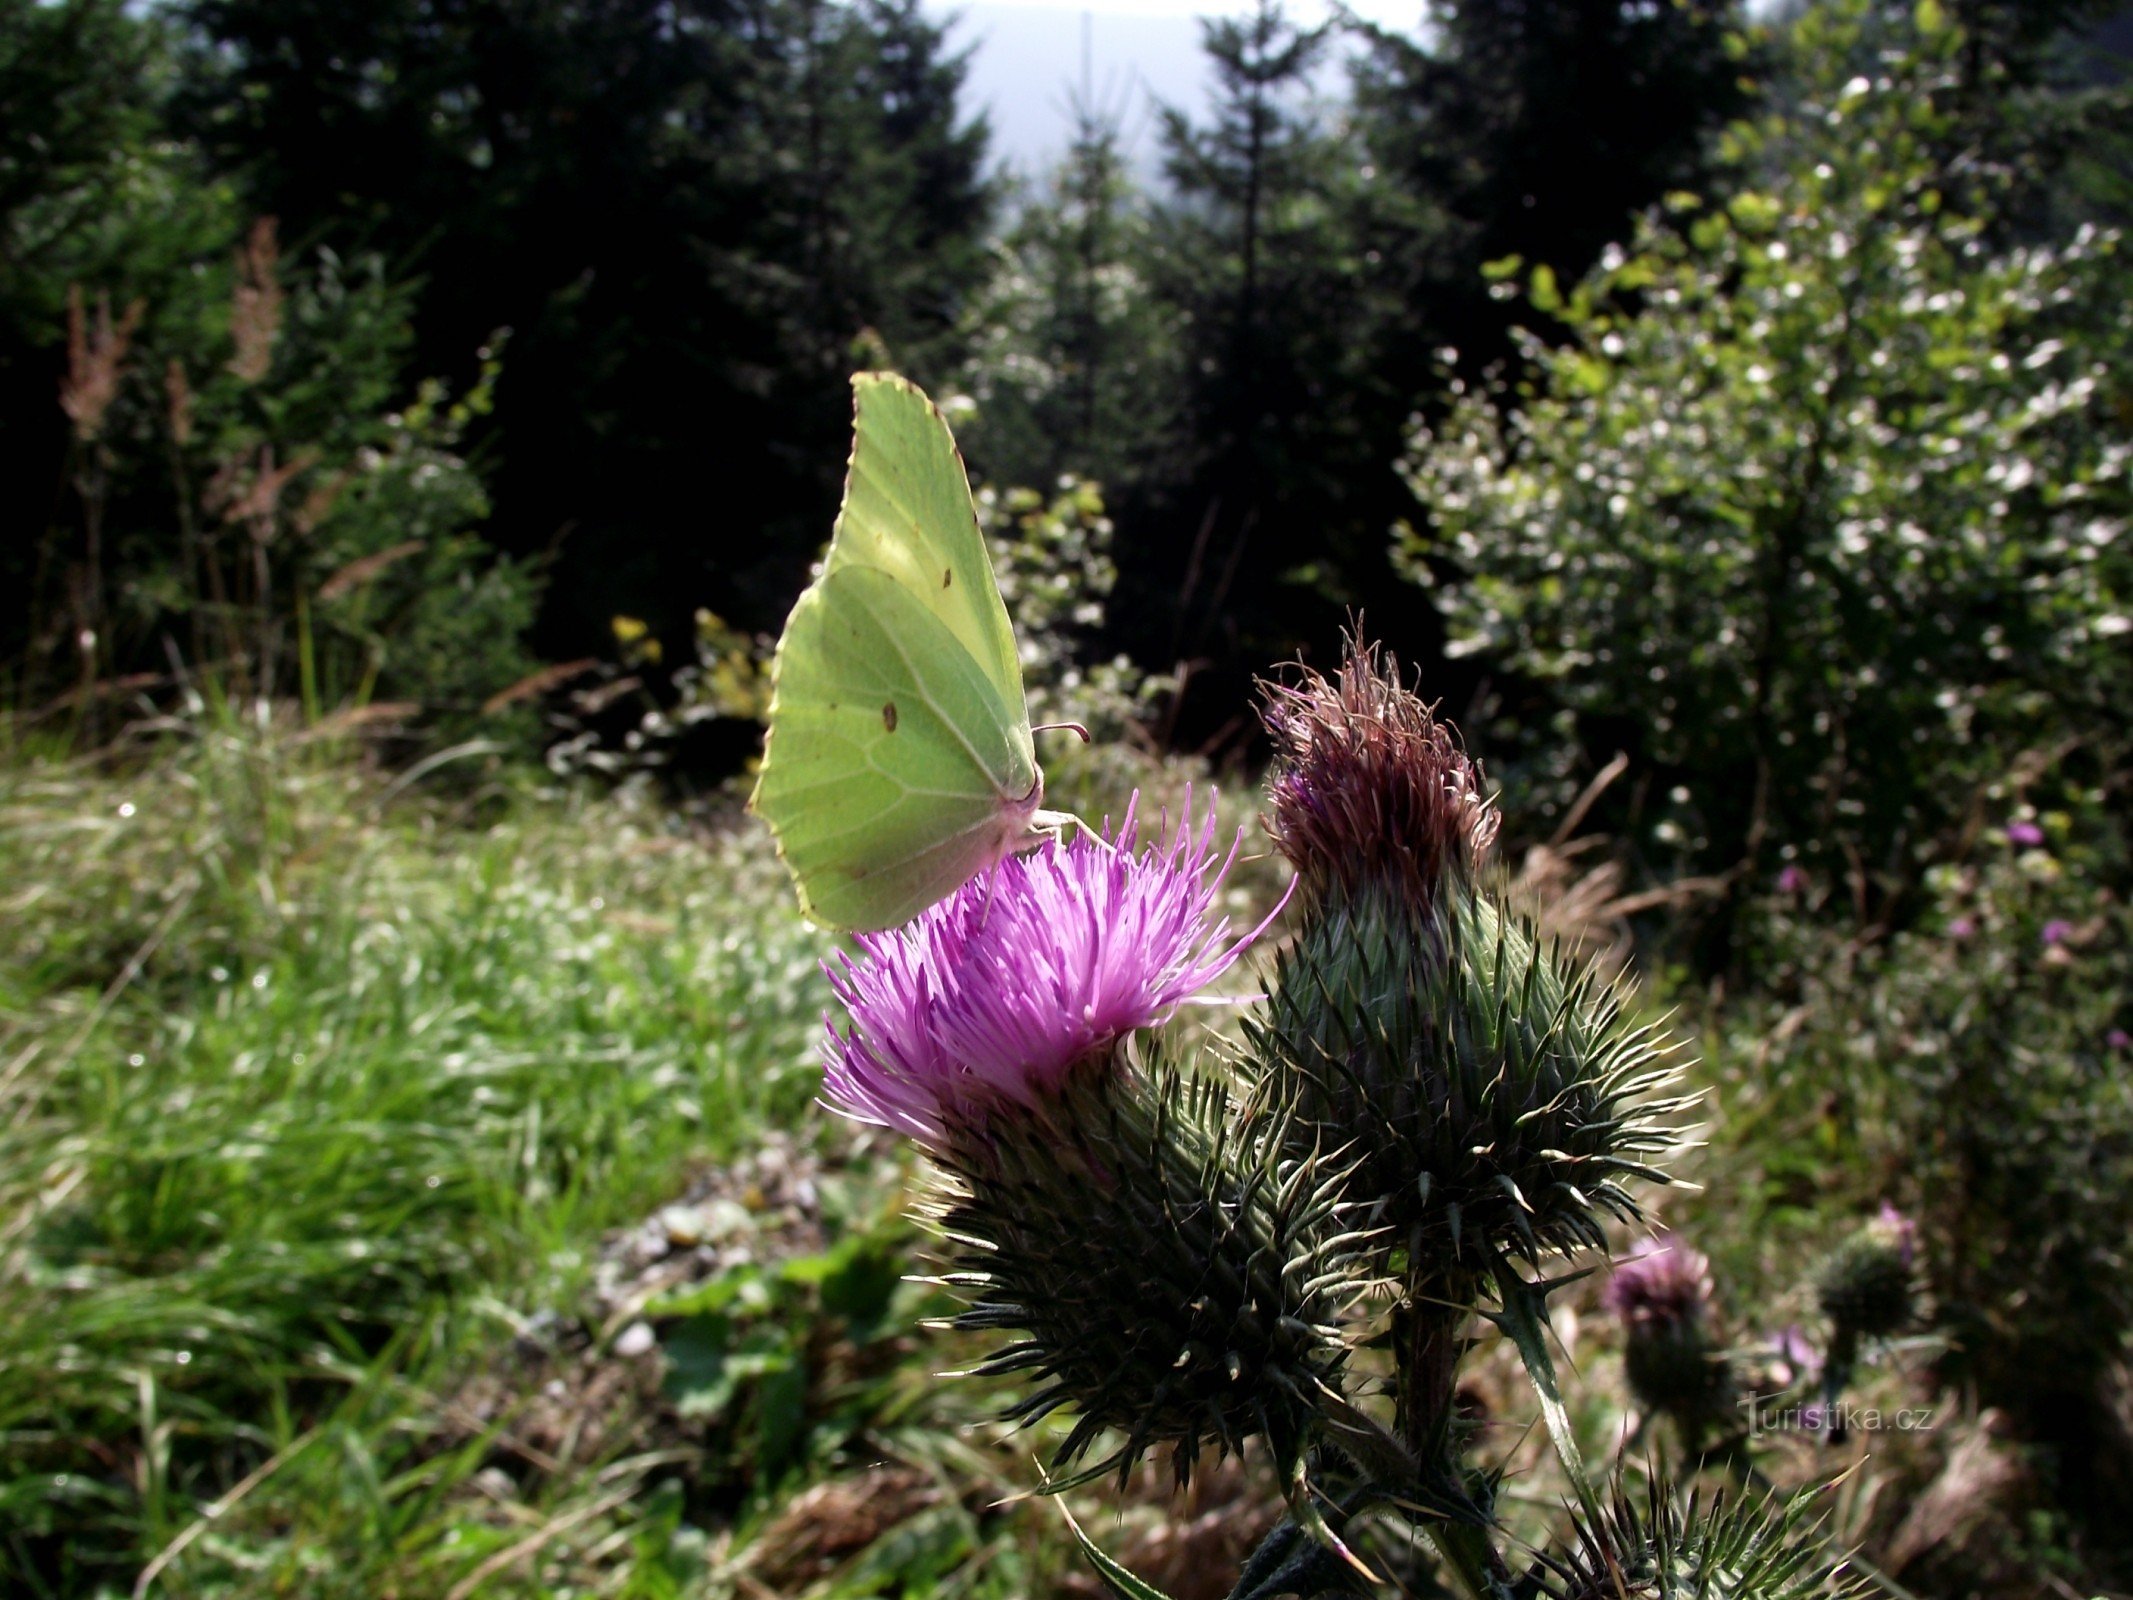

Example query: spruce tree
[959,93,1176,492]
[1105,0,1430,740]
[173,0,993,660]
[1355,0,1750,380]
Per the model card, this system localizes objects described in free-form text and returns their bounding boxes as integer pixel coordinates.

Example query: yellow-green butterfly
[750,372,1078,931]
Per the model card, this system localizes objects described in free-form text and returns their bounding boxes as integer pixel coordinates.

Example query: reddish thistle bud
[1260,635,1498,911]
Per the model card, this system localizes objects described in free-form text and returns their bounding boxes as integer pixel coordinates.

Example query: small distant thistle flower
[2110,1028,2132,1052]
[1766,1325,1823,1389]
[1777,864,1808,895]
[1946,915,1976,940]
[820,793,1276,1150]
[2041,918,2073,948]
[1818,1205,1919,1351]
[1607,1233,1715,1326]
[1249,638,1688,1271]
[2004,820,2045,847]
[1607,1234,1734,1426]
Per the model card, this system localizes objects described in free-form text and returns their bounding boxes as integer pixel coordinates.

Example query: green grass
[0,722,842,1595]
[0,715,1299,1598]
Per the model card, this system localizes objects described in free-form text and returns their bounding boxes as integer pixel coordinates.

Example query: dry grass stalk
[1508,753,1728,975]
[317,540,424,602]
[1883,1409,2026,1576]
[60,286,146,441]
[293,471,350,535]
[229,217,284,384]
[482,659,603,715]
[208,443,321,537]
[298,702,423,741]
[164,359,194,447]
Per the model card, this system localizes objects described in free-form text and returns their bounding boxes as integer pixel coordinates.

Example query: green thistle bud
[1546,1476,1864,1600]
[921,1055,1369,1488]
[1250,878,1688,1271]
[1250,640,1690,1274]
[1817,1204,1918,1351]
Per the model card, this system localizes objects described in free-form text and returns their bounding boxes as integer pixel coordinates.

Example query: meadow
[8,704,2117,1597]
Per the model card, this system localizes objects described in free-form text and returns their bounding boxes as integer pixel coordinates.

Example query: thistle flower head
[821,791,1277,1152]
[1606,1234,1715,1330]
[1260,635,1497,908]
[1608,1233,1733,1425]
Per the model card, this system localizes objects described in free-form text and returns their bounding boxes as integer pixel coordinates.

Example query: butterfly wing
[824,373,1033,769]
[751,374,1042,930]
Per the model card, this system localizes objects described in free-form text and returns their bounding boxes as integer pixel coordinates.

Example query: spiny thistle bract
[1252,883,1688,1269]
[922,1059,1370,1487]
[1606,1234,1737,1429]
[1541,1477,1865,1600]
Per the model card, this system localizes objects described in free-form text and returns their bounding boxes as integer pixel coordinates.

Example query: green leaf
[1057,1498,1182,1600]
[1489,1264,1602,1526]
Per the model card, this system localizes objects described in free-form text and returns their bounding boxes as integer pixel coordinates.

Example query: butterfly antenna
[1030,721,1092,743]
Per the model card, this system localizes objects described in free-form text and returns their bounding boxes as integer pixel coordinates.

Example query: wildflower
[1818,1203,1919,1382]
[820,792,1278,1151]
[1251,636,1687,1273]
[1606,1233,1734,1432]
[2041,918,2073,948]
[1777,864,1808,895]
[1767,1325,1823,1389]
[2004,820,2045,847]
[1946,915,1976,939]
[1606,1233,1715,1329]
[2109,1029,2131,1052]
[1260,634,1497,908]
[1874,1201,1918,1269]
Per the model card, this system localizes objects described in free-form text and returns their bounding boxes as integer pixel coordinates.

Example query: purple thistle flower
[2109,1029,2132,1052]
[2005,820,2045,847]
[1604,1233,1714,1330]
[1946,915,1976,939]
[1776,864,1808,895]
[1768,1324,1823,1387]
[1873,1201,1918,1270]
[2042,918,2073,948]
[819,791,1285,1151]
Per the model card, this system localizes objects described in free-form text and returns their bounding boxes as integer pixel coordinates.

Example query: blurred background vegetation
[4,0,2132,1593]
